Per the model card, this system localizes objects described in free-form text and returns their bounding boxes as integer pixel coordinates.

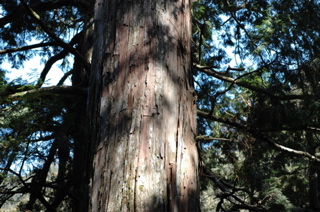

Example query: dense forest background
[1,0,320,211]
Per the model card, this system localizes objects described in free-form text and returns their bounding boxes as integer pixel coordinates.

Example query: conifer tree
[0,0,320,211]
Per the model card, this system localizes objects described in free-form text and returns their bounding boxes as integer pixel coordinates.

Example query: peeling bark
[88,0,199,211]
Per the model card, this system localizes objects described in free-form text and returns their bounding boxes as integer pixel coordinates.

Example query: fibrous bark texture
[88,0,199,211]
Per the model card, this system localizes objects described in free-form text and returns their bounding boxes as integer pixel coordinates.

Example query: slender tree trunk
[87,0,200,211]
[307,132,320,210]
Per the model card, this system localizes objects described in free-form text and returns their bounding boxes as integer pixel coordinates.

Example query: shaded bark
[70,4,94,211]
[88,0,200,211]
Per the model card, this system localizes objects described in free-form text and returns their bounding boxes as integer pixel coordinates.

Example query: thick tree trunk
[88,0,200,211]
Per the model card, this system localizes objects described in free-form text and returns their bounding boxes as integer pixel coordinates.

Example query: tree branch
[57,70,74,86]
[0,168,30,193]
[196,135,230,141]
[197,110,245,129]
[201,166,266,211]
[0,41,57,55]
[194,64,313,100]
[228,9,269,66]
[0,85,87,105]
[250,130,320,163]
[20,0,90,71]
[198,110,320,163]
[36,50,69,87]
[0,0,86,28]
[36,32,83,87]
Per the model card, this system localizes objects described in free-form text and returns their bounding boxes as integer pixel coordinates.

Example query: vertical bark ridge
[89,0,199,211]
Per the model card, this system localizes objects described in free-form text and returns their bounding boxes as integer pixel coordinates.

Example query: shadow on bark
[87,0,199,211]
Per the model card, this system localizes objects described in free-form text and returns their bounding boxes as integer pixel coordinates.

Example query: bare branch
[36,32,83,87]
[226,66,245,71]
[36,50,69,87]
[57,70,73,86]
[306,126,320,132]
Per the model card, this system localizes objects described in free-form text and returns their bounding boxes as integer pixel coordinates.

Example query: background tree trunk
[71,3,94,211]
[87,0,200,211]
[307,132,320,210]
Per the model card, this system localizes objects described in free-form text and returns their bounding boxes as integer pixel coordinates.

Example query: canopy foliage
[0,0,319,211]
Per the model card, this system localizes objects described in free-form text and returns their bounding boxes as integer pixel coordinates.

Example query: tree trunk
[87,0,200,211]
[307,132,320,210]
[71,4,94,211]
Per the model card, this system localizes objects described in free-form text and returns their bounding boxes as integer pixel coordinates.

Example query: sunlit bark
[88,0,200,211]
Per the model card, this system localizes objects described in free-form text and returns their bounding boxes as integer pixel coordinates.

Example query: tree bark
[88,0,200,211]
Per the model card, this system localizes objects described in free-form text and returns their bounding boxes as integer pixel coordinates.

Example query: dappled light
[0,0,320,211]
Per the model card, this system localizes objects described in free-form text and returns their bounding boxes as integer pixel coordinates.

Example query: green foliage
[0,83,77,209]
[0,0,91,210]
[194,0,320,211]
[1,0,320,211]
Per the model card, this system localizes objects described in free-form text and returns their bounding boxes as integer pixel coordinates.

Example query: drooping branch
[194,64,313,100]
[25,139,59,211]
[20,0,90,71]
[198,110,320,163]
[250,130,320,163]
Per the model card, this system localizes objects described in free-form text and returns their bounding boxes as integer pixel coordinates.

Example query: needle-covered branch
[0,0,87,28]
[0,85,87,105]
[194,64,313,100]
[250,130,320,163]
[196,135,230,141]
[197,109,245,129]
[20,0,90,71]
[198,110,320,163]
